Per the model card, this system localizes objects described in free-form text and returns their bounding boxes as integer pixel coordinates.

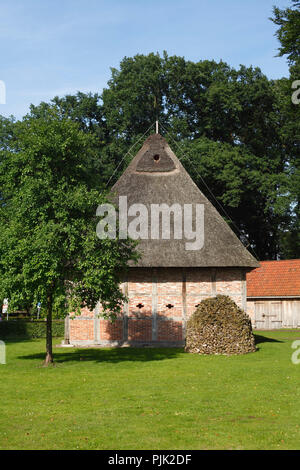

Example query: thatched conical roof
[111,133,259,268]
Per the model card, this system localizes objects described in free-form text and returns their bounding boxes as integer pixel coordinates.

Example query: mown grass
[0,330,299,450]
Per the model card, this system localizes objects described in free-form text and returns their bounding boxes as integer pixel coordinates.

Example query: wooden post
[182,268,187,340]
[152,268,158,341]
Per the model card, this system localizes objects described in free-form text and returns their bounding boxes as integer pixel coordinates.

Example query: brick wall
[128,319,152,341]
[68,267,247,346]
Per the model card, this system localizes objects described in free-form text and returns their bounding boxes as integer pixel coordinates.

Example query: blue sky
[0,0,290,119]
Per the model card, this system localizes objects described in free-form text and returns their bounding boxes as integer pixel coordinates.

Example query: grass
[0,330,300,450]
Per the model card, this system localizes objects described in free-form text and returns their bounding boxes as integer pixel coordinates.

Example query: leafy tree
[177,137,291,260]
[29,92,145,188]
[102,53,166,139]
[0,107,137,364]
[30,56,292,259]
[101,53,291,259]
[0,115,15,151]
[271,0,300,257]
[30,92,105,136]
[272,67,300,258]
[271,0,300,65]
[2,50,297,260]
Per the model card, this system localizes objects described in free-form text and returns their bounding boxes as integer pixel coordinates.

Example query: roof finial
[155,120,159,134]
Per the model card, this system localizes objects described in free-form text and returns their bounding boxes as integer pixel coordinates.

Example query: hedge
[0,320,64,339]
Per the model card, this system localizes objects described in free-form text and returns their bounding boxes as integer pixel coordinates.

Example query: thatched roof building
[67,133,259,347]
[112,133,258,268]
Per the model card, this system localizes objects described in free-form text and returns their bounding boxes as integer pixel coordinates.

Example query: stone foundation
[67,267,247,347]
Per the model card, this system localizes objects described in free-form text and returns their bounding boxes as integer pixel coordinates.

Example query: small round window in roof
[136,147,176,172]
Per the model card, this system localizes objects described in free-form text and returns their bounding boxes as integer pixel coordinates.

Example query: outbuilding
[67,133,259,346]
[247,259,300,329]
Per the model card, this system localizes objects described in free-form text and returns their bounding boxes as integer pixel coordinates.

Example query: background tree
[0,107,137,364]
[271,0,300,65]
[100,53,291,259]
[21,50,295,259]
[271,0,300,257]
[2,6,299,261]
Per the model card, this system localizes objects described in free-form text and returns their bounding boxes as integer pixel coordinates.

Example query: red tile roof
[247,259,300,297]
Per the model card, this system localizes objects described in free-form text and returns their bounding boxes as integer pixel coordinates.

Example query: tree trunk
[44,289,54,365]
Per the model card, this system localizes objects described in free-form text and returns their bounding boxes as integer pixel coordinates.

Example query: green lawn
[0,330,300,450]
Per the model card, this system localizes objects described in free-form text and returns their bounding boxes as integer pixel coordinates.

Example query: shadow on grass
[3,337,58,346]
[2,338,35,344]
[17,333,286,363]
[254,334,283,345]
[18,347,186,364]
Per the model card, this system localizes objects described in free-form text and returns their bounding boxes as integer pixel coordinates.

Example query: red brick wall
[128,319,152,341]
[69,319,94,341]
[157,319,183,341]
[68,267,246,345]
[100,319,123,341]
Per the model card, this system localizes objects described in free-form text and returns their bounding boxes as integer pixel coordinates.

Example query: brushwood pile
[185,295,256,355]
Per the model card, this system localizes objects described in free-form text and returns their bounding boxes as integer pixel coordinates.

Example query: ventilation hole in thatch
[166,303,174,309]
[136,303,144,309]
[153,154,160,162]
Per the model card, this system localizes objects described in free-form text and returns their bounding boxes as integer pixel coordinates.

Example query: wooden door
[268,301,282,329]
[255,301,282,329]
[254,302,268,329]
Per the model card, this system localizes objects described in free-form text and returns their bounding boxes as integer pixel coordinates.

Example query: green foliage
[178,137,292,259]
[102,53,166,138]
[270,1,300,257]
[0,107,137,313]
[0,106,138,361]
[271,0,300,65]
[0,115,15,151]
[185,295,256,355]
[101,53,297,259]
[0,320,64,339]
[1,48,299,260]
